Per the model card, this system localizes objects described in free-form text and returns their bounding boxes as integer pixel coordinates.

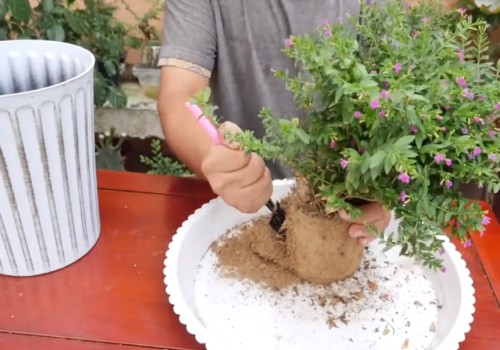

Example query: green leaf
[94,77,108,107]
[353,63,368,80]
[394,135,415,149]
[408,93,430,103]
[403,149,418,159]
[370,150,387,169]
[104,60,117,77]
[415,134,424,149]
[370,160,384,181]
[7,0,31,23]
[63,11,84,33]
[493,182,500,193]
[421,143,441,154]
[389,90,405,104]
[41,0,54,13]
[359,79,378,90]
[384,156,393,174]
[295,129,310,144]
[335,86,344,103]
[46,24,65,41]
[108,85,127,108]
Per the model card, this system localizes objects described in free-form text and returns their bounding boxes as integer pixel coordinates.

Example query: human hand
[338,202,391,245]
[201,121,273,213]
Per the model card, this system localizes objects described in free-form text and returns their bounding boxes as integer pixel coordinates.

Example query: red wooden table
[0,170,498,349]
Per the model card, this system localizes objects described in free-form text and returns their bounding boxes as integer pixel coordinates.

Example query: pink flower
[441,127,447,133]
[354,111,362,119]
[461,127,469,135]
[445,180,453,189]
[434,153,446,164]
[324,28,333,37]
[456,49,464,63]
[489,130,496,138]
[323,19,329,26]
[473,147,482,156]
[394,63,402,74]
[413,30,420,39]
[488,154,498,161]
[330,140,336,149]
[380,90,390,99]
[400,191,407,202]
[463,89,474,100]
[410,125,418,134]
[473,116,483,124]
[445,159,452,167]
[379,110,387,118]
[421,17,430,23]
[284,38,293,48]
[496,103,500,110]
[440,267,447,273]
[457,8,467,15]
[370,99,380,110]
[340,159,348,169]
[439,248,445,256]
[482,215,491,226]
[456,76,467,89]
[456,221,462,228]
[398,172,411,184]
[463,239,472,248]
[435,115,443,121]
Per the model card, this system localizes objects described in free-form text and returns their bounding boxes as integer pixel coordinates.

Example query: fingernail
[339,210,350,220]
[350,228,363,238]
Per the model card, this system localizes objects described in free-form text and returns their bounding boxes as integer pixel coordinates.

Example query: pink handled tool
[185,102,286,234]
[185,103,221,145]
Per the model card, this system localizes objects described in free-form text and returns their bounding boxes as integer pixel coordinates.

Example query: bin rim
[0,39,96,99]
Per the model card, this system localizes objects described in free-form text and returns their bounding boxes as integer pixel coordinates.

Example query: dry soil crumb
[211,217,301,290]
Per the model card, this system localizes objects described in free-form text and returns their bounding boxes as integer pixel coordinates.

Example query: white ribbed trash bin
[0,40,101,276]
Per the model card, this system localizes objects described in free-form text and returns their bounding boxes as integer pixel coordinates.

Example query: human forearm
[156,66,214,178]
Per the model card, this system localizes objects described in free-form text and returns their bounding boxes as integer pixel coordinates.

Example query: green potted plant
[195,0,500,283]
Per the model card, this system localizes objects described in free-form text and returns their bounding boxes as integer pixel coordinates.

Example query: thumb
[218,121,242,150]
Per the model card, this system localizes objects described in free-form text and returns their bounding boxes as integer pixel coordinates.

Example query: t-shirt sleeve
[158,0,216,77]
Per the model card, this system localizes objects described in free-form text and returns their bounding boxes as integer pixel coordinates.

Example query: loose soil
[212,178,364,287]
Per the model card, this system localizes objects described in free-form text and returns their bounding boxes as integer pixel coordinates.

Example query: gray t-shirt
[159,0,361,179]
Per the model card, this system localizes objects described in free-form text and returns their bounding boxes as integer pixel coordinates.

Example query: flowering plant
[197,0,500,268]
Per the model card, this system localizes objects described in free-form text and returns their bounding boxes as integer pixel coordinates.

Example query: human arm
[157,67,272,212]
[157,0,272,212]
[157,66,212,178]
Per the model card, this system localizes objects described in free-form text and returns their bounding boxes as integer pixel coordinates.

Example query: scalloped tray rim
[164,179,475,350]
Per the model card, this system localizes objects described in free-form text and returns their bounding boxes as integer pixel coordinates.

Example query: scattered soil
[211,218,301,290]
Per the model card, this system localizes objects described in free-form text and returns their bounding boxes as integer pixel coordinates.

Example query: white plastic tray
[164,179,475,350]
